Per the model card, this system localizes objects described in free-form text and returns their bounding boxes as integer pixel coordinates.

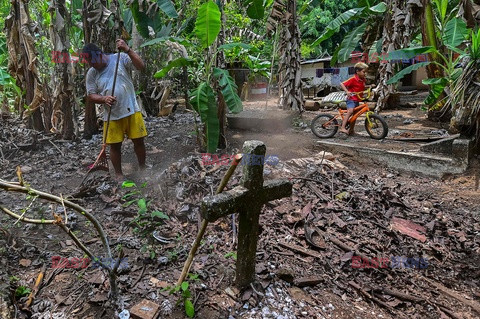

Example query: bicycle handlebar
[350,87,373,101]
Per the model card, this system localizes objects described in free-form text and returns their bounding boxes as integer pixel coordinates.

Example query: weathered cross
[202,141,292,289]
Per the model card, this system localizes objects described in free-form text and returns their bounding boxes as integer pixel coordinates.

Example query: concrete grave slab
[227,109,297,132]
[316,140,470,178]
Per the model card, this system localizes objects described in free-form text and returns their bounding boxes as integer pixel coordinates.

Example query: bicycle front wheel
[365,114,388,140]
[311,114,338,138]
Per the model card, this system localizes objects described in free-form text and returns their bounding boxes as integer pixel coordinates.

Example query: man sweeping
[83,39,146,181]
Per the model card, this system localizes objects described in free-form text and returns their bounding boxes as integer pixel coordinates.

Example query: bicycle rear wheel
[311,114,338,138]
[365,114,388,139]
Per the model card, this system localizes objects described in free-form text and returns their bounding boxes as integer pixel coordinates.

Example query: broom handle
[103,51,122,145]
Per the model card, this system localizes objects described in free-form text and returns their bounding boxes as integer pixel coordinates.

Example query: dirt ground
[0,94,479,319]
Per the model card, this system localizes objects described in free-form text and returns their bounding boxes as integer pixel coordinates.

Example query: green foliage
[121,181,169,236]
[0,34,22,112]
[442,18,467,49]
[246,0,265,19]
[179,281,195,318]
[311,7,364,47]
[154,57,194,78]
[157,0,179,18]
[224,251,237,260]
[469,28,480,60]
[189,82,219,152]
[129,0,178,39]
[195,1,221,48]
[335,22,367,63]
[15,286,31,298]
[386,6,471,108]
[213,68,243,112]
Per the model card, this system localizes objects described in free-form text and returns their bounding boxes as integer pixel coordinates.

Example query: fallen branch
[0,177,122,304]
[424,277,480,315]
[24,264,46,309]
[0,178,111,258]
[348,281,393,311]
[278,241,323,259]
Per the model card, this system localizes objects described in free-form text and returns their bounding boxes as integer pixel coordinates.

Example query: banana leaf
[213,68,243,113]
[442,18,467,49]
[386,62,431,84]
[247,0,264,19]
[154,58,194,78]
[218,43,254,51]
[424,80,448,105]
[157,0,178,18]
[195,1,221,49]
[337,23,367,63]
[130,0,150,39]
[311,7,365,47]
[386,47,435,61]
[141,36,191,47]
[369,2,387,13]
[190,82,219,153]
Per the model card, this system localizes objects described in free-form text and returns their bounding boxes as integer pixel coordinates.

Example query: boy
[339,62,374,134]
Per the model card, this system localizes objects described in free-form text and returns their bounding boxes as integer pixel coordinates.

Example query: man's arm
[126,49,145,71]
[116,39,145,71]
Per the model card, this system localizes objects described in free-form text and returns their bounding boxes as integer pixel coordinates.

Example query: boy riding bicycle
[339,62,375,135]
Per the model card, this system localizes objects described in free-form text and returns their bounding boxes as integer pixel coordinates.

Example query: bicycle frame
[339,103,376,127]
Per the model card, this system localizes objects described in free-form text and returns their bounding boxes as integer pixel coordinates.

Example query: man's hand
[116,39,129,53]
[103,95,117,106]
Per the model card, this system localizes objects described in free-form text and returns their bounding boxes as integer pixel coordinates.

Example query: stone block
[130,299,160,319]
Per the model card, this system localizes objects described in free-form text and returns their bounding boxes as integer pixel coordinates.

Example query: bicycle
[311,88,388,140]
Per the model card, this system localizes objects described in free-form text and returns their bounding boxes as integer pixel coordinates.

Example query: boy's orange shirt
[342,74,365,102]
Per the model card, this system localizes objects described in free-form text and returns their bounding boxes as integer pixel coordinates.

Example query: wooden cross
[202,140,292,289]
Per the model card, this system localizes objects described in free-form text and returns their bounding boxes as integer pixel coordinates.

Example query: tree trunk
[6,0,46,131]
[376,0,421,111]
[215,0,227,149]
[278,0,304,112]
[49,0,75,140]
[421,0,448,120]
[82,0,97,139]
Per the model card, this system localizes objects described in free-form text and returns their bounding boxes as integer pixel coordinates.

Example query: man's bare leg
[132,137,146,170]
[109,142,123,179]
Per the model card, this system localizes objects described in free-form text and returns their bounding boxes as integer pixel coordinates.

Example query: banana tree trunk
[50,0,75,140]
[422,0,448,120]
[82,0,97,139]
[216,0,227,149]
[376,0,421,111]
[6,0,45,131]
[278,0,304,112]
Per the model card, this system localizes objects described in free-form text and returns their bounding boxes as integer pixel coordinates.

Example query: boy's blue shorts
[346,100,360,109]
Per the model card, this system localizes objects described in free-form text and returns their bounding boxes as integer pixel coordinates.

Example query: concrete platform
[316,138,472,178]
[227,109,297,132]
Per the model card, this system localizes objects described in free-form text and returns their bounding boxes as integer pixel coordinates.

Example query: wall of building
[300,62,325,78]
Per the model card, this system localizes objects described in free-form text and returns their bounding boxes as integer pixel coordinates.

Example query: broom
[80,50,122,186]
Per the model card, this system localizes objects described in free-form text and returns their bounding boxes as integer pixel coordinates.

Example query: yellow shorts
[103,112,147,144]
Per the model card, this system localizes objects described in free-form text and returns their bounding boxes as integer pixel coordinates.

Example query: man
[83,39,146,180]
[339,62,374,135]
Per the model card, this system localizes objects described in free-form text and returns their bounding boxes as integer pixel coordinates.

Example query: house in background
[300,52,429,98]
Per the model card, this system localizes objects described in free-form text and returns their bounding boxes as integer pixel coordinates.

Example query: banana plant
[127,0,178,39]
[150,1,245,153]
[311,1,387,64]
[385,17,468,106]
